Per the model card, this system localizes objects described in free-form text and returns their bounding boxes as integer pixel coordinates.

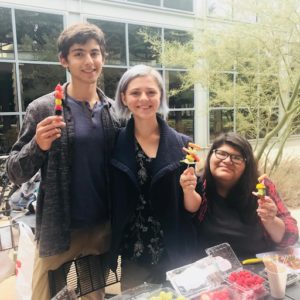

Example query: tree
[143,0,300,174]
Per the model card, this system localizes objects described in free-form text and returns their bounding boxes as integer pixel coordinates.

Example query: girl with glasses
[195,132,298,258]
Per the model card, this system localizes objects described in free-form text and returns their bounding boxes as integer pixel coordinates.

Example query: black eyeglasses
[213,149,246,165]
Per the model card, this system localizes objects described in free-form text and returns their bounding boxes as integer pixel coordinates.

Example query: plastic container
[109,283,163,300]
[167,243,269,300]
[166,256,224,299]
[197,285,234,300]
[205,243,269,300]
[147,287,180,300]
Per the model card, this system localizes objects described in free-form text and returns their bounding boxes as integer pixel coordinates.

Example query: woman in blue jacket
[109,65,202,290]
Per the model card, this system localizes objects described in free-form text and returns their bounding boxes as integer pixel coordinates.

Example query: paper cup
[267,269,287,299]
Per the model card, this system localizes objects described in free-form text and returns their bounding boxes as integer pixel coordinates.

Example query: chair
[48,252,121,299]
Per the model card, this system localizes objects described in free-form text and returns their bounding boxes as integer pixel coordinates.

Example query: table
[240,255,300,300]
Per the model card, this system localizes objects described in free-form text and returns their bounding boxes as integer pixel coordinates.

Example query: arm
[6,104,65,184]
[257,178,299,246]
[180,167,202,213]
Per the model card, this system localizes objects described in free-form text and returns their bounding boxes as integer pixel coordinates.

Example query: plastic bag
[14,221,35,300]
[51,285,78,300]
[0,248,15,284]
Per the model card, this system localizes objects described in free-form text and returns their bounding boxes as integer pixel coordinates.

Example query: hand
[35,116,66,151]
[180,167,197,195]
[257,196,277,224]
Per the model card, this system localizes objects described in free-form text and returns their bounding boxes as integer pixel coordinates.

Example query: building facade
[0,0,299,157]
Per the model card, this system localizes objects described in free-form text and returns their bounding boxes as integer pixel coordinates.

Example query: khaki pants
[32,222,111,300]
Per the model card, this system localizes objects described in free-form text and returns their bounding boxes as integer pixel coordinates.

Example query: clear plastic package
[205,243,269,300]
[109,283,163,300]
[166,256,224,299]
[147,287,180,300]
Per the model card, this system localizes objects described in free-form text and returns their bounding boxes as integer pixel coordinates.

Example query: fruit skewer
[54,84,64,116]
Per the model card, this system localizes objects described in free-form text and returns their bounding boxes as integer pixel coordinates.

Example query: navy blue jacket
[109,116,200,272]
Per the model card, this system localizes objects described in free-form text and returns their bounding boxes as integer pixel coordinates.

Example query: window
[97,68,127,99]
[209,109,234,142]
[128,24,161,67]
[0,116,19,154]
[19,64,66,111]
[88,19,126,66]
[167,111,194,139]
[164,29,193,69]
[165,71,193,109]
[0,63,18,112]
[111,0,193,12]
[129,0,160,5]
[0,8,14,59]
[164,0,193,12]
[15,10,64,61]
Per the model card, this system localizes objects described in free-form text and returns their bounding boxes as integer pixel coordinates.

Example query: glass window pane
[164,29,192,44]
[165,71,194,109]
[19,64,66,111]
[209,109,234,143]
[167,111,194,139]
[15,10,64,61]
[164,29,192,69]
[258,107,278,138]
[88,19,126,66]
[236,108,257,140]
[164,0,193,12]
[0,8,14,59]
[207,0,233,19]
[209,73,234,107]
[0,116,19,154]
[129,0,160,5]
[0,63,18,112]
[97,67,127,99]
[128,25,161,67]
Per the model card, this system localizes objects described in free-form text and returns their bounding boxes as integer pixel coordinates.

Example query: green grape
[159,292,166,299]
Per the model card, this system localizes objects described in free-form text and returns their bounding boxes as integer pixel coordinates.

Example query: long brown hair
[202,133,259,224]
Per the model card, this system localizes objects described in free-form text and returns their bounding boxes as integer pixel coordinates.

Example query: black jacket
[7,83,123,257]
[109,116,200,272]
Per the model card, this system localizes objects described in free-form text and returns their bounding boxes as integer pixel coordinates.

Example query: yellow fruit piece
[55,99,62,105]
[186,155,195,162]
[159,292,166,300]
[176,297,186,300]
[157,297,162,300]
[166,292,173,298]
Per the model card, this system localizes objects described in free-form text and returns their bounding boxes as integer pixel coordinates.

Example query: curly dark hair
[202,132,259,224]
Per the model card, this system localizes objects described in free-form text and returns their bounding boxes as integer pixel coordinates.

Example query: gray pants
[121,258,170,291]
